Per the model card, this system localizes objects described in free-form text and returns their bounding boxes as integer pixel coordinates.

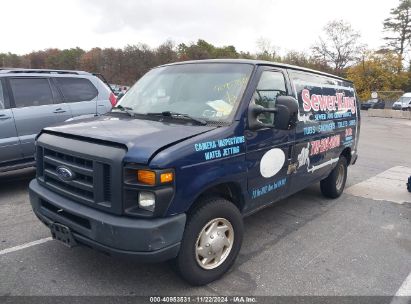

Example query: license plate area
[50,222,77,247]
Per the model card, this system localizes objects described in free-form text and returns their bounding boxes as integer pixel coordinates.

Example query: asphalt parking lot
[0,115,410,297]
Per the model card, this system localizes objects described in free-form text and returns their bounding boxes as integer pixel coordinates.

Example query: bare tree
[311,20,365,74]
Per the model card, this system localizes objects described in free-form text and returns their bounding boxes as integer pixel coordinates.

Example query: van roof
[402,92,411,97]
[161,59,352,83]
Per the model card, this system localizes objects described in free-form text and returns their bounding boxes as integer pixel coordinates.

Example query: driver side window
[253,71,287,124]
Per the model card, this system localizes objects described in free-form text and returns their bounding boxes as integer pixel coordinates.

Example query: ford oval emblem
[56,166,75,182]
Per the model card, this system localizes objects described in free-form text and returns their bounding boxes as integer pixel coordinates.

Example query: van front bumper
[29,179,186,262]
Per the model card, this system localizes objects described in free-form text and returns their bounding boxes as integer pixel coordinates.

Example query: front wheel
[320,157,348,198]
[174,197,243,286]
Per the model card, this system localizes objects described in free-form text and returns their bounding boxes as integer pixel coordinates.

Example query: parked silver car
[0,69,116,172]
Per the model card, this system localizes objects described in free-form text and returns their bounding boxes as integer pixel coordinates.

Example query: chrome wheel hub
[195,218,234,270]
[336,164,345,191]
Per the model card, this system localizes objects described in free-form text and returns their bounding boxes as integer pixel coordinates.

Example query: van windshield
[115,63,253,123]
[398,96,411,105]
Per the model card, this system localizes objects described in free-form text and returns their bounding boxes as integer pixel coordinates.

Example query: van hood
[42,115,217,164]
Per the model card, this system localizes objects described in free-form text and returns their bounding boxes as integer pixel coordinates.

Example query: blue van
[29,59,360,285]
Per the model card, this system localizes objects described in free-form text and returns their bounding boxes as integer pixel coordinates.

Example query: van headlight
[138,192,156,212]
[123,165,175,217]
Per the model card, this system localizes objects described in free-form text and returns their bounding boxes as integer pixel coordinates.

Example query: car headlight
[138,191,155,212]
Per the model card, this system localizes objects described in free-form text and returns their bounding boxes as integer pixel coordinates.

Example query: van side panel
[287,70,359,193]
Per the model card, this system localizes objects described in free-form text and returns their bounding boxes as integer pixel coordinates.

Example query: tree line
[0,40,331,87]
[1,0,410,101]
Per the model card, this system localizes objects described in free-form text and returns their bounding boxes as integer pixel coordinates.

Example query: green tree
[27,50,47,68]
[59,48,85,70]
[347,51,408,100]
[177,39,239,60]
[155,40,178,65]
[178,40,212,60]
[44,48,63,69]
[383,0,411,71]
[0,52,25,68]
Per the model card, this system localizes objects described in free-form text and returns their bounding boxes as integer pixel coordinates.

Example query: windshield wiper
[112,105,135,117]
[146,111,207,125]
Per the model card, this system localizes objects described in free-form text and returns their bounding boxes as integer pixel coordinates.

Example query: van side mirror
[248,95,298,130]
[274,96,299,130]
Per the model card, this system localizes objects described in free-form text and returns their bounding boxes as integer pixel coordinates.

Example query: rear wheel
[174,197,243,286]
[320,157,348,199]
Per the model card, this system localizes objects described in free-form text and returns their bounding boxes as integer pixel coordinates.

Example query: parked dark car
[360,98,385,110]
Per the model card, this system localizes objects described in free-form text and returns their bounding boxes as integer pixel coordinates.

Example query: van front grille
[38,147,112,210]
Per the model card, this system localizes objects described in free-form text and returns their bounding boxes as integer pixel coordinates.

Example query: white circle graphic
[260,148,286,178]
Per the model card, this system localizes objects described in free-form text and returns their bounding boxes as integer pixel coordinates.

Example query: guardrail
[362,109,411,120]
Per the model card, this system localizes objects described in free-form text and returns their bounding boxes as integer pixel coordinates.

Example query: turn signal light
[160,172,174,183]
[137,170,156,185]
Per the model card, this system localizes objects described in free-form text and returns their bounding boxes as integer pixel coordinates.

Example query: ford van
[29,59,360,285]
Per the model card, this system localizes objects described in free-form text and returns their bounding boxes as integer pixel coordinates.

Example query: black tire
[174,196,243,286]
[320,157,348,199]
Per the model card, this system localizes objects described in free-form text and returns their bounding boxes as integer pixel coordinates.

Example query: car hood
[42,115,217,164]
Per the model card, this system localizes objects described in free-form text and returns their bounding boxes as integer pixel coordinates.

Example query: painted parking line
[0,237,52,256]
[391,272,411,304]
[395,272,411,296]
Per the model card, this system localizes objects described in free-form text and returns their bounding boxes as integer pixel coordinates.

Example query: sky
[0,0,399,55]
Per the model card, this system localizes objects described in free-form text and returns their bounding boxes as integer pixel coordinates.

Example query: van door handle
[53,108,67,114]
[0,114,11,120]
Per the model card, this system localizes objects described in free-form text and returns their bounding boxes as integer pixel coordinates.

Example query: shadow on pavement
[0,168,36,198]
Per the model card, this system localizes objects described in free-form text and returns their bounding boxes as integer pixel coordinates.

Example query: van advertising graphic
[296,135,342,173]
[194,136,245,161]
[310,134,341,156]
[291,78,358,175]
[302,89,357,114]
[251,177,287,199]
[294,80,357,125]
